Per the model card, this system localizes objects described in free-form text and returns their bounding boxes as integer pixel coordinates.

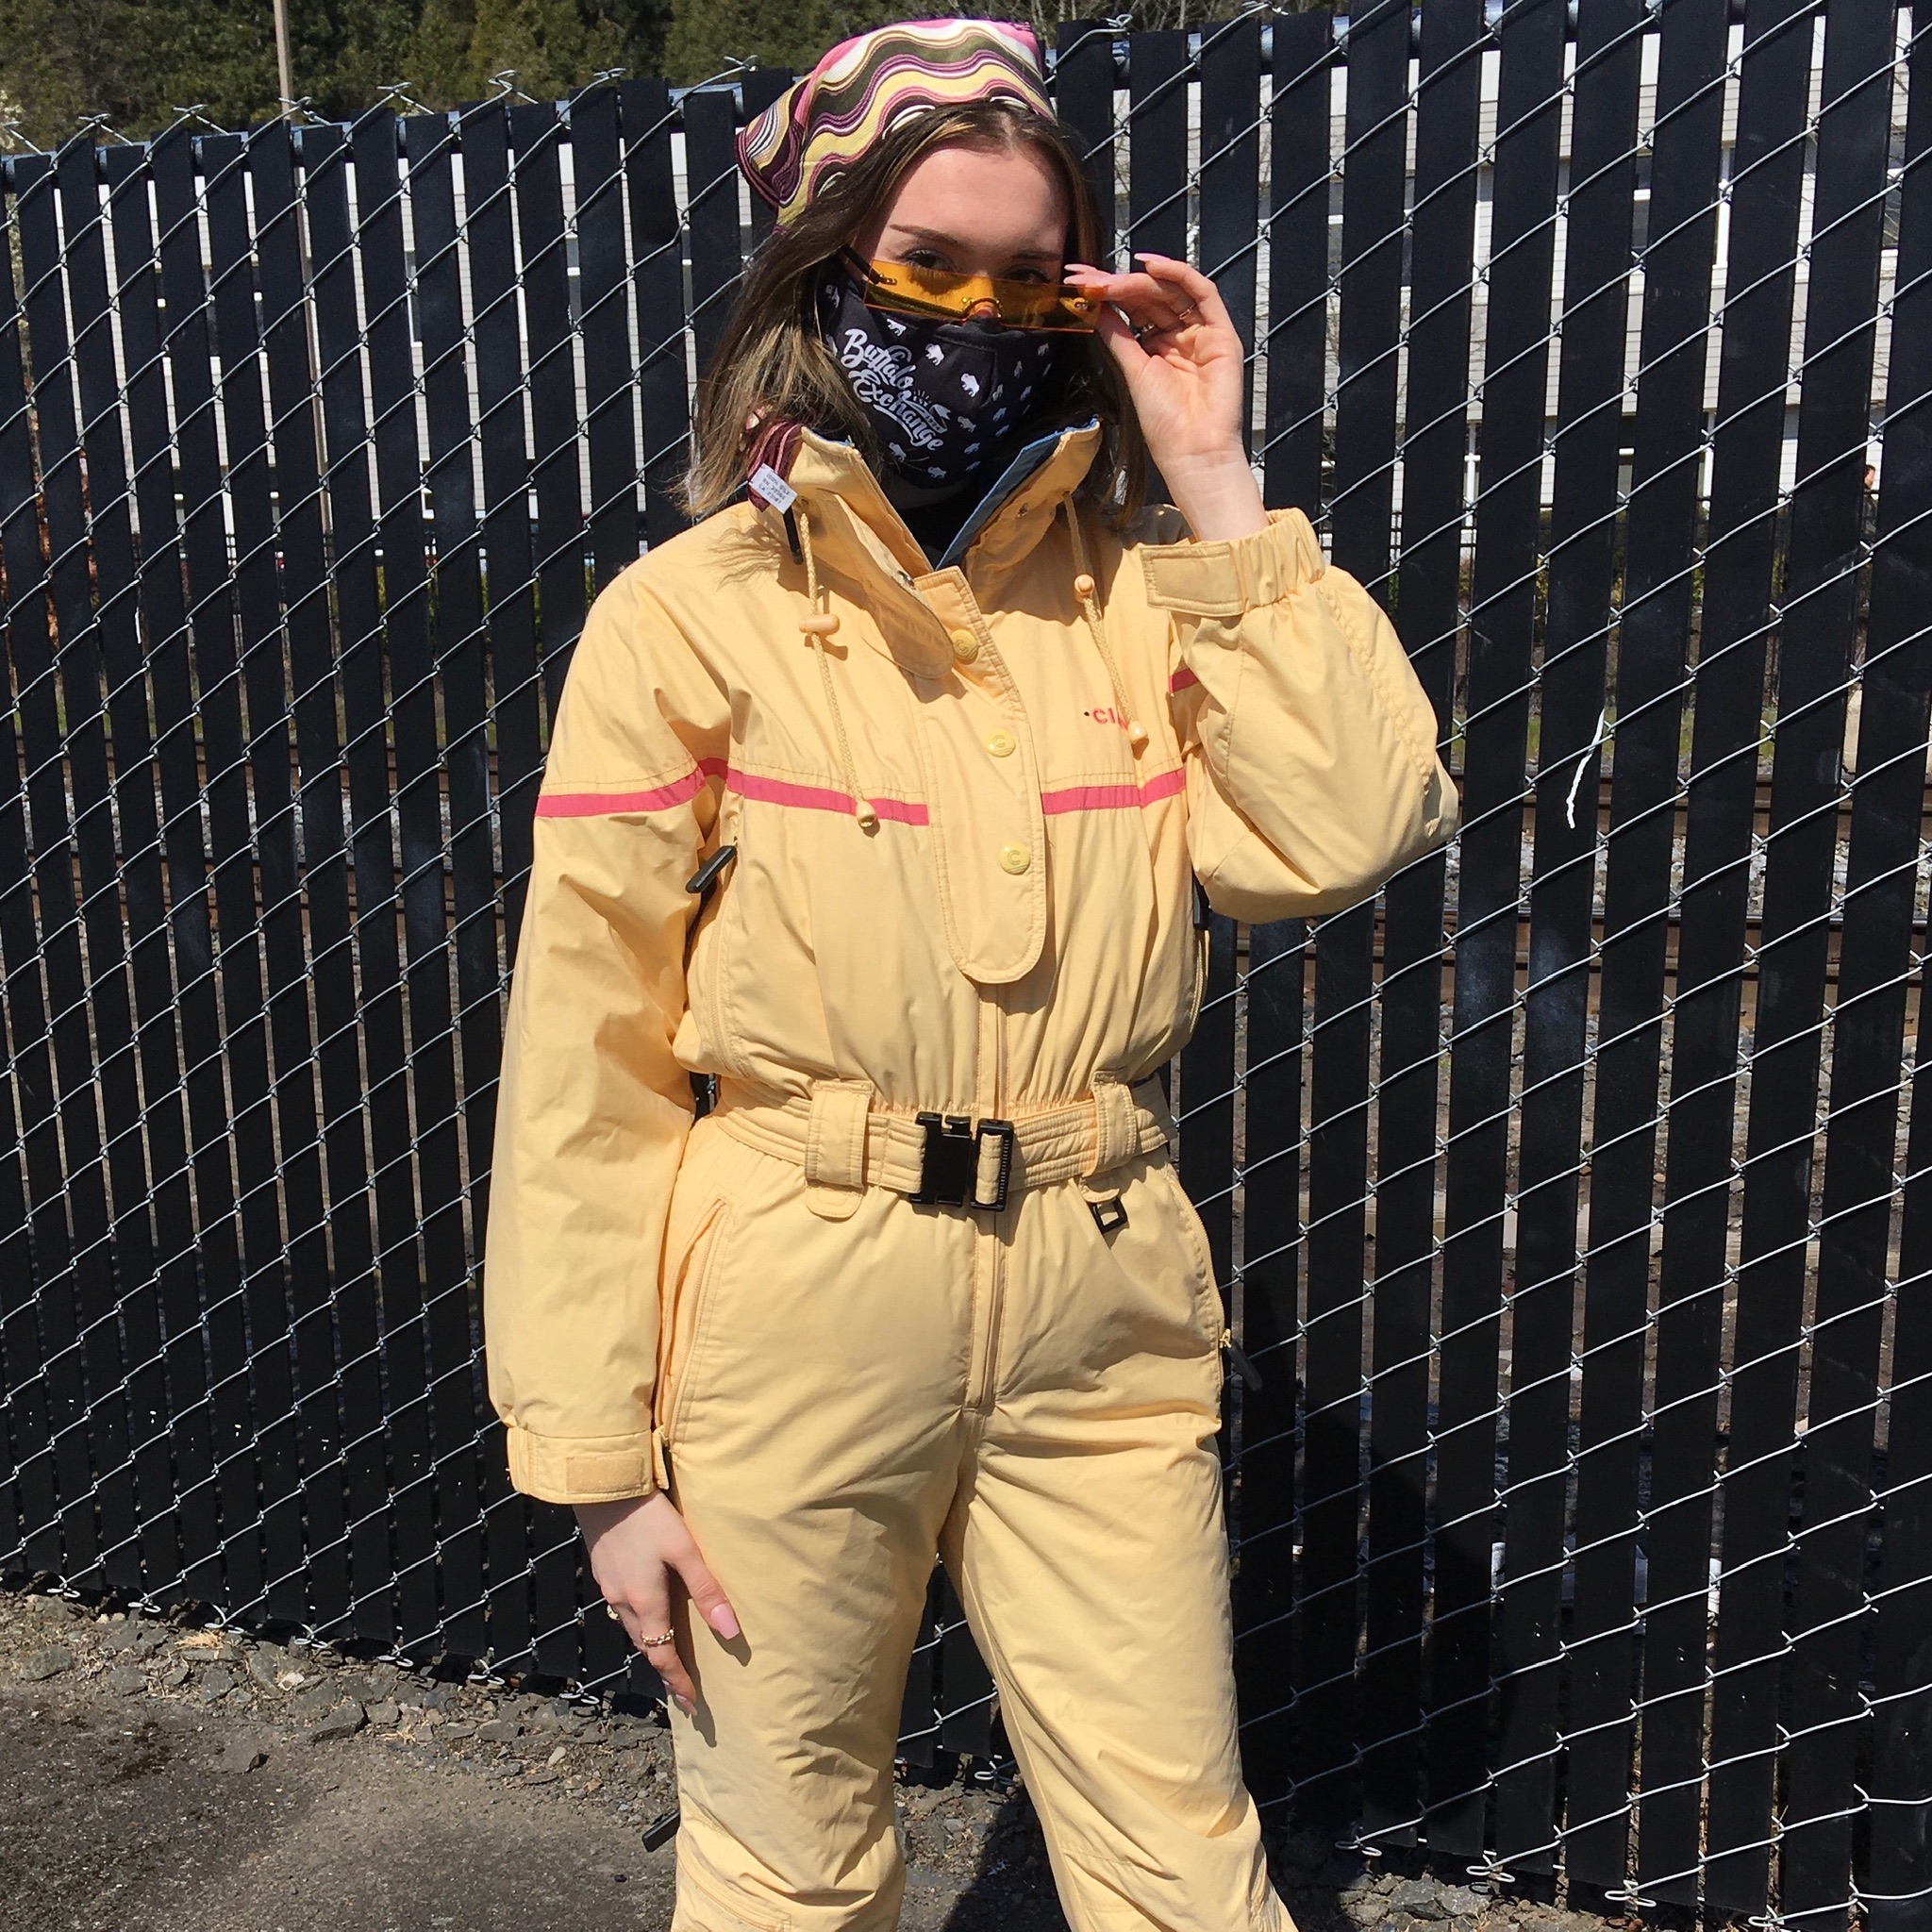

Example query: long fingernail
[675,1693,695,1716]
[708,1604,741,1641]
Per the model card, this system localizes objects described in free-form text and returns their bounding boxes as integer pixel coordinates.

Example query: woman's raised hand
[1063,253,1267,541]
[576,1492,740,1716]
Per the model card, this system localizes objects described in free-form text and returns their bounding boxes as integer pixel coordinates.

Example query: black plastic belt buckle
[911,1113,1015,1212]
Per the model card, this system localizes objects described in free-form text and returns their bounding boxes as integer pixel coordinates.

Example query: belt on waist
[709,1074,1174,1214]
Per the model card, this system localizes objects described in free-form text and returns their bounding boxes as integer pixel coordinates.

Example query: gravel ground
[0,1583,1638,1932]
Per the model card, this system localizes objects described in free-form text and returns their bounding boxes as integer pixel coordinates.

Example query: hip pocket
[1154,1158,1226,1354]
[1184,916,1211,1038]
[656,1194,734,1450]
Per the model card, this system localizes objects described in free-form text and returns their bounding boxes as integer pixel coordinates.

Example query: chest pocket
[912,656,1048,986]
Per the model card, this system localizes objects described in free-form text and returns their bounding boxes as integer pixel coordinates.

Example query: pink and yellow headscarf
[736,19,1055,227]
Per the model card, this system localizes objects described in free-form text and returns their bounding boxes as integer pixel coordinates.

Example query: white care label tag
[750,463,796,512]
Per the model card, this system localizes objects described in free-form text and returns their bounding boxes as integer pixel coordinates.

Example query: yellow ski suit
[485,424,1457,1932]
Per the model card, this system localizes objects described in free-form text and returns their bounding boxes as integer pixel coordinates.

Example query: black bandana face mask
[819,269,1071,492]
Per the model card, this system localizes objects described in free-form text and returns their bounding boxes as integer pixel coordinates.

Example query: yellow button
[998,842,1030,875]
[949,627,980,664]
[985,729,1016,758]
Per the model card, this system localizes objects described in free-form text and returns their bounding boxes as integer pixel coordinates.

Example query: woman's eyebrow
[888,225,1062,263]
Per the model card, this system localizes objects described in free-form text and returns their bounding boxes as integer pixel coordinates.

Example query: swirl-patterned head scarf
[737,19,1054,227]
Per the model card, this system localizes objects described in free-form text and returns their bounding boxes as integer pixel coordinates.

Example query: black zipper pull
[686,843,737,907]
[1220,1328,1263,1391]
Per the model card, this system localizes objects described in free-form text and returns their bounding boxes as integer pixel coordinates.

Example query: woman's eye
[901,249,948,271]
[1005,268,1052,286]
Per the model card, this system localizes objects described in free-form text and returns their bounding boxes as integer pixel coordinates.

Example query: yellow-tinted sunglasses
[844,252,1098,332]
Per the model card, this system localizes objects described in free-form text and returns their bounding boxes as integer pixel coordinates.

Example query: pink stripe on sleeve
[1169,664,1200,694]
[535,763,720,817]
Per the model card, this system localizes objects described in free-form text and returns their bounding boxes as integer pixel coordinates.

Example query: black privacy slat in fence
[1717,4,1895,1918]
[0,10,1928,1922]
[1764,11,1902,1921]
[1231,4,1328,1822]
[52,139,145,1613]
[1441,0,1567,1862]
[406,108,493,1670]
[109,131,224,1608]
[98,141,181,1601]
[627,77,693,552]
[1361,0,1478,1854]
[10,149,96,1592]
[211,125,311,1636]
[25,144,118,1602]
[1863,33,1932,1932]
[1646,3,1814,1904]
[309,117,416,1655]
[1305,0,1404,1835]
[252,122,361,1647]
[511,98,610,1687]
[1565,0,1731,1891]
[1496,0,1645,1874]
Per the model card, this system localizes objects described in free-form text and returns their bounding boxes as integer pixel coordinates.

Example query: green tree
[659,0,1309,90]
[0,0,1320,143]
[0,0,673,142]
[0,0,144,143]
[402,0,672,107]
[662,0,899,88]
[471,0,620,95]
[402,0,479,103]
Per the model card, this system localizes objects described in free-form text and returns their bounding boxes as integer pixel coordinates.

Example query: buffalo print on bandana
[819,269,1070,493]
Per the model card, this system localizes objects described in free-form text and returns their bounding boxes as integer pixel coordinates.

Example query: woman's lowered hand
[1063,252,1267,542]
[576,1492,740,1716]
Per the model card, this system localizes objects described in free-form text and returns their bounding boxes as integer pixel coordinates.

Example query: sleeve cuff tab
[1141,508,1323,618]
[505,1424,658,1505]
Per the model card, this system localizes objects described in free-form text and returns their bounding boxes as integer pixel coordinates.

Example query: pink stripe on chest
[539,759,1183,822]
[1041,767,1187,814]
[727,768,929,824]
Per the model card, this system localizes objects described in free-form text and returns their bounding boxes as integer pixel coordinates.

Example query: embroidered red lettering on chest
[1082,705,1130,729]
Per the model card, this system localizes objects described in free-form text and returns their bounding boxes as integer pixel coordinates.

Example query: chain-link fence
[0,2,1924,1924]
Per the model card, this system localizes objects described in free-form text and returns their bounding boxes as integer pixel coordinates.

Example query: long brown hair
[682,98,1144,523]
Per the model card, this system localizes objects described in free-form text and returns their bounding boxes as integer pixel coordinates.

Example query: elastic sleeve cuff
[1140,508,1324,619]
[504,1424,658,1505]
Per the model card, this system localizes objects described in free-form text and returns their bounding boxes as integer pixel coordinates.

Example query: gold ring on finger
[639,1628,677,1650]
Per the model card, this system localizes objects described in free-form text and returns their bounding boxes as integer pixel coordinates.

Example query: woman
[485,20,1456,1931]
